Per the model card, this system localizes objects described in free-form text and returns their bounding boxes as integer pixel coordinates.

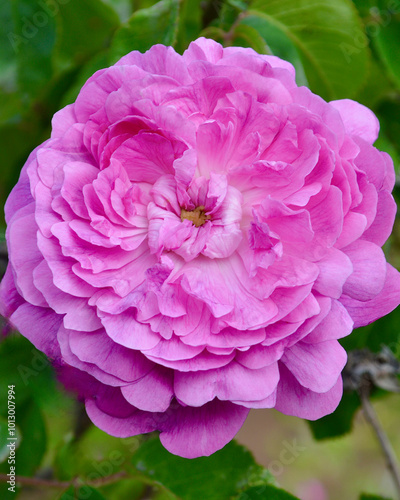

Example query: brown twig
[359,384,400,499]
[0,470,128,489]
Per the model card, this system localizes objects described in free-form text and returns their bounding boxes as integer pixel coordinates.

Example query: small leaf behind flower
[109,0,181,62]
[234,484,301,499]
[132,437,275,500]
[249,0,369,100]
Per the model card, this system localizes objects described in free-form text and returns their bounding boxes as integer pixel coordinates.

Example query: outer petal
[342,240,387,301]
[330,99,379,144]
[10,303,62,358]
[159,399,249,458]
[340,263,400,327]
[281,340,347,393]
[274,363,343,419]
[0,265,24,318]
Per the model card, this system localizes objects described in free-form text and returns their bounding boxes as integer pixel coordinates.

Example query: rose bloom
[1,38,400,458]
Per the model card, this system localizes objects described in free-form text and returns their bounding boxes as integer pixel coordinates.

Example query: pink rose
[1,38,400,458]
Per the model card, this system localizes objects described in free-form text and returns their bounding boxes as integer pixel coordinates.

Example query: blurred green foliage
[131,437,277,499]
[1,0,400,498]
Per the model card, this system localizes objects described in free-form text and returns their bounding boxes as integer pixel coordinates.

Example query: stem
[0,474,70,489]
[0,470,128,489]
[359,386,400,499]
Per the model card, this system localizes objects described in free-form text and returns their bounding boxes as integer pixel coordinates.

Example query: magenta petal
[281,340,347,392]
[2,37,400,459]
[57,326,126,386]
[313,247,353,299]
[100,309,160,350]
[33,260,101,332]
[4,164,34,224]
[275,363,343,419]
[342,240,387,301]
[7,210,46,307]
[68,328,154,382]
[61,161,99,219]
[362,190,397,246]
[10,304,62,358]
[303,300,353,343]
[85,398,158,436]
[121,366,173,411]
[0,266,24,318]
[340,263,400,327]
[236,343,285,369]
[174,361,279,406]
[159,399,249,458]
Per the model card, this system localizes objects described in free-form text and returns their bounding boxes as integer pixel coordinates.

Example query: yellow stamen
[180,205,211,227]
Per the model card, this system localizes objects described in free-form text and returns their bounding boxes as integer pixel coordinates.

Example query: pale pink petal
[330,99,379,144]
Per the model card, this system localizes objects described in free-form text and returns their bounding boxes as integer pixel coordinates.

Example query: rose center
[180,205,211,227]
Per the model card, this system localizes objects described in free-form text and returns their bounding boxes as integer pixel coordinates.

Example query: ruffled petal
[274,363,343,419]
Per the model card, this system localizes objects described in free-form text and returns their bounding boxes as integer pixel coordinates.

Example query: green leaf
[199,26,227,44]
[99,478,146,500]
[340,306,400,360]
[217,0,246,29]
[370,1,400,88]
[0,0,17,92]
[0,480,19,500]
[359,494,393,500]
[59,486,107,500]
[354,56,394,109]
[132,437,275,500]
[374,129,400,176]
[0,334,59,408]
[54,424,145,487]
[308,391,360,440]
[60,51,111,107]
[350,0,373,18]
[235,484,301,500]
[14,399,47,476]
[10,0,57,99]
[101,0,134,22]
[109,0,180,62]
[238,13,308,86]
[176,0,203,53]
[231,23,272,55]
[248,0,369,100]
[376,98,400,182]
[55,0,120,70]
